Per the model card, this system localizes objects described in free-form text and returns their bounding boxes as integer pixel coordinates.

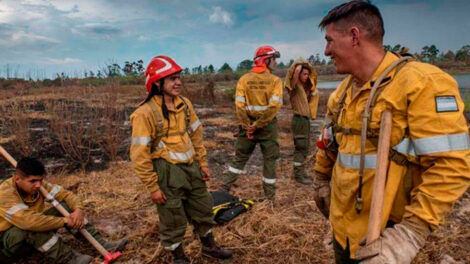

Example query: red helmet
[145,55,182,92]
[253,45,280,68]
[254,45,280,60]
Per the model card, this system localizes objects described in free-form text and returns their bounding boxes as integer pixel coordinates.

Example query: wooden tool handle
[38,187,109,256]
[0,145,18,167]
[366,110,392,244]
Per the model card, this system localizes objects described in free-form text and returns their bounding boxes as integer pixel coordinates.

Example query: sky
[1,0,469,79]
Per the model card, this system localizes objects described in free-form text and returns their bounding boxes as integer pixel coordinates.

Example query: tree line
[1,44,469,85]
[385,44,470,64]
[182,44,470,76]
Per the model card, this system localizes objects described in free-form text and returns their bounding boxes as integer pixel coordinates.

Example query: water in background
[318,74,470,90]
[455,74,470,89]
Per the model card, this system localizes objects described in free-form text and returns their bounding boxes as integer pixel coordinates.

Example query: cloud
[11,31,59,44]
[209,6,233,26]
[0,30,60,48]
[0,23,14,33]
[44,57,82,64]
[74,23,122,36]
[0,2,14,23]
[273,40,325,63]
[138,35,149,41]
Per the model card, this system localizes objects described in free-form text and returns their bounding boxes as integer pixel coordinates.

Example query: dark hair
[16,157,46,177]
[301,66,310,73]
[140,79,170,120]
[319,1,384,43]
[139,79,171,136]
[140,79,164,106]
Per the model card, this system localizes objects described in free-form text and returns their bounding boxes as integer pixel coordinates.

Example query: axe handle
[366,110,392,244]
[0,145,109,257]
[38,187,109,256]
[0,145,17,167]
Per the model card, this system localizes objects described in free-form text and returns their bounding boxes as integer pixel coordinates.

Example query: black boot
[172,244,190,264]
[200,233,233,259]
[68,250,93,264]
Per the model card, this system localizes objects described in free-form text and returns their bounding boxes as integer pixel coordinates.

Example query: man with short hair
[285,57,319,185]
[220,45,283,201]
[0,157,127,264]
[313,1,470,263]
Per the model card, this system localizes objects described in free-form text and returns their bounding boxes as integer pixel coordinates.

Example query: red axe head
[103,251,122,264]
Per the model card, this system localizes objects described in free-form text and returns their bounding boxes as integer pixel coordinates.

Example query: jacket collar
[151,95,186,113]
[360,51,399,90]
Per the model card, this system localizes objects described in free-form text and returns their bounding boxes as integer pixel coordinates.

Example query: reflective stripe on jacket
[285,57,319,119]
[0,178,81,232]
[235,70,283,128]
[130,95,207,193]
[314,51,470,257]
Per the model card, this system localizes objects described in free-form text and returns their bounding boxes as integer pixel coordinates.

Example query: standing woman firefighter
[285,58,319,185]
[130,56,232,264]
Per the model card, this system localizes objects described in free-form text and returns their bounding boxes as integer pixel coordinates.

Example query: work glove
[313,171,331,219]
[355,218,431,264]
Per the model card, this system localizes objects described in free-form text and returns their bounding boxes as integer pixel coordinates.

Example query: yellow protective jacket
[235,70,283,128]
[0,178,81,232]
[314,52,470,257]
[130,95,207,193]
[284,57,319,119]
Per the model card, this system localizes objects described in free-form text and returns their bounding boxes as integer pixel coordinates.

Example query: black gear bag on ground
[210,191,254,224]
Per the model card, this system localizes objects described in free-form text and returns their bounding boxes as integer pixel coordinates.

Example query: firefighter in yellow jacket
[219,46,283,201]
[0,157,127,264]
[285,57,319,185]
[130,55,232,264]
[314,1,470,263]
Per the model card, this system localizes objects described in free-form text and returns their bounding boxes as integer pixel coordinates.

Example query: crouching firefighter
[130,55,232,264]
[314,1,470,263]
[220,45,283,201]
[0,157,127,264]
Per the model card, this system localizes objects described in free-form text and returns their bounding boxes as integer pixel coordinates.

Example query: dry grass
[203,117,231,126]
[278,132,294,149]
[38,160,470,264]
[203,140,218,149]
[413,192,470,264]
[44,161,332,264]
[2,83,469,264]
[215,132,235,141]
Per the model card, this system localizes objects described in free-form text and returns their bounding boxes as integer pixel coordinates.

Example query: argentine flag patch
[435,96,458,112]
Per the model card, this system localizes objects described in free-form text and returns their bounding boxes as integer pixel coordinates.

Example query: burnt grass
[1,84,469,263]
[0,99,135,176]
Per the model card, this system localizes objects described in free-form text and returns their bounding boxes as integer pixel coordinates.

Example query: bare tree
[46,92,100,171]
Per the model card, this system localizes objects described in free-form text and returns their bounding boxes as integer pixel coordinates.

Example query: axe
[0,145,122,264]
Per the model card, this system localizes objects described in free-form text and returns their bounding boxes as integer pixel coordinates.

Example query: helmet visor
[255,50,281,60]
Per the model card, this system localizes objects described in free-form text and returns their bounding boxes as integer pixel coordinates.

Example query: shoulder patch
[435,96,458,113]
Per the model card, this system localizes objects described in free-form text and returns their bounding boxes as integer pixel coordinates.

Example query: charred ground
[0,82,469,263]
